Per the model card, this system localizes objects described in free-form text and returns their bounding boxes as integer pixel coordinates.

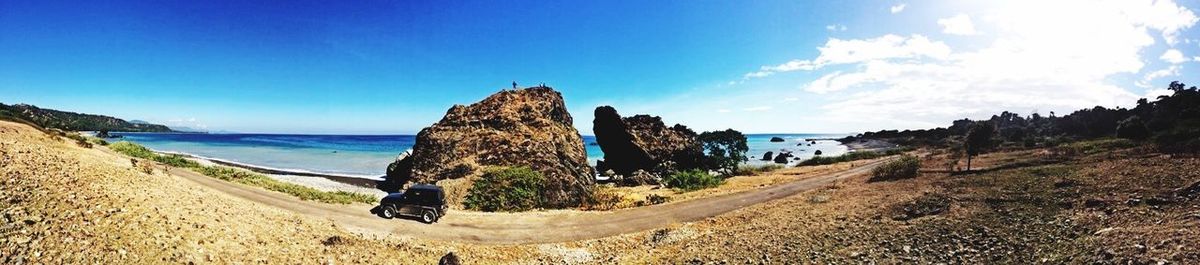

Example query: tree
[1115,115,1150,140]
[964,122,994,171]
[697,129,749,176]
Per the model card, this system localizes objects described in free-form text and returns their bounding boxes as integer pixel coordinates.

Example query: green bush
[463,167,546,212]
[733,164,783,176]
[109,141,157,159]
[88,137,109,146]
[869,154,921,182]
[662,169,723,191]
[1058,138,1135,156]
[799,149,905,166]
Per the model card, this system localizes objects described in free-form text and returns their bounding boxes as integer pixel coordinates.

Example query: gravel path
[165,156,888,244]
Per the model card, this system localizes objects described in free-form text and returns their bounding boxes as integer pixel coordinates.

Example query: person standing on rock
[512,81,517,89]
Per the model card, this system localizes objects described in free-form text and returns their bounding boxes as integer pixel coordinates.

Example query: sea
[108,133,849,180]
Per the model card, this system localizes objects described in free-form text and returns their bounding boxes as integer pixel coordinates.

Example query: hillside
[0,103,172,132]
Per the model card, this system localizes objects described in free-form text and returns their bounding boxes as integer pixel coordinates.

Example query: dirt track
[159,152,886,244]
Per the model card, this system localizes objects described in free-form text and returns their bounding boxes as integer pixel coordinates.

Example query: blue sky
[2,1,1198,134]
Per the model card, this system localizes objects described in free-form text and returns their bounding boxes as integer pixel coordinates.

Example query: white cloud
[937,14,978,35]
[1161,49,1187,64]
[891,3,907,14]
[825,24,847,32]
[744,34,951,79]
[716,109,732,113]
[739,0,1197,131]
[1137,65,1182,88]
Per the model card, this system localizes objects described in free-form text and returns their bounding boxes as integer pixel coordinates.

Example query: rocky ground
[619,142,1200,264]
[3,118,1197,264]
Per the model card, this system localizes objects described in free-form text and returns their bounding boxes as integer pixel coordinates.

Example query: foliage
[964,122,995,171]
[109,141,157,159]
[1057,138,1136,156]
[697,129,749,176]
[840,80,1200,154]
[154,154,201,168]
[661,169,723,191]
[733,164,783,176]
[109,141,375,204]
[88,137,109,146]
[1115,115,1150,140]
[64,132,92,148]
[798,149,906,166]
[869,154,921,182]
[463,167,546,212]
[0,102,172,132]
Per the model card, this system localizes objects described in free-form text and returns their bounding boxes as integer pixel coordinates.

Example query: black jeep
[374,184,447,223]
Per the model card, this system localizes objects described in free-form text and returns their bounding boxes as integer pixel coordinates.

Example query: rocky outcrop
[773,152,793,164]
[592,106,704,179]
[388,87,594,208]
[770,137,785,142]
[761,151,774,161]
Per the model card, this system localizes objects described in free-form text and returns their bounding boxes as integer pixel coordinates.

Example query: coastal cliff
[390,86,594,207]
[592,106,704,183]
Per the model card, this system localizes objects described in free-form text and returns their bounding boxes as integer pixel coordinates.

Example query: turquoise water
[111,133,848,179]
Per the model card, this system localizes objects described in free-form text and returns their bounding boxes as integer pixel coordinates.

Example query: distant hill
[170,126,208,133]
[0,103,173,132]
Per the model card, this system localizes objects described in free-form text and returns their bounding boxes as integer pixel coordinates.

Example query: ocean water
[112,133,848,179]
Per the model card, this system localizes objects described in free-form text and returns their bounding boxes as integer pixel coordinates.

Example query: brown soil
[4,120,1197,264]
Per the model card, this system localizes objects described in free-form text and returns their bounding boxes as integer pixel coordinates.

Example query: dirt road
[165,156,885,244]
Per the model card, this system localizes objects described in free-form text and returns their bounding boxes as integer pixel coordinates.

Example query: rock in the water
[814,150,823,156]
[761,151,774,161]
[773,152,792,164]
[770,137,785,142]
[400,87,594,208]
[592,106,704,177]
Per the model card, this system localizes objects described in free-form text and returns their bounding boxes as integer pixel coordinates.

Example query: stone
[592,106,704,177]
[770,137,785,142]
[389,87,595,208]
[773,152,792,164]
[761,151,774,161]
[627,169,657,186]
[439,252,461,265]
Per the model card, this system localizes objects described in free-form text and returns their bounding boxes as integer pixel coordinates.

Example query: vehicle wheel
[380,206,396,219]
[421,210,437,223]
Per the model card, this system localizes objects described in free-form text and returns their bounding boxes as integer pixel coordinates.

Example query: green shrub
[88,137,108,146]
[869,154,921,182]
[109,141,157,159]
[463,167,546,212]
[1058,138,1135,156]
[152,154,201,168]
[799,149,905,166]
[662,169,723,191]
[733,164,783,176]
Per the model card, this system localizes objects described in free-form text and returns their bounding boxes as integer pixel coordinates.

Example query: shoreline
[153,150,384,190]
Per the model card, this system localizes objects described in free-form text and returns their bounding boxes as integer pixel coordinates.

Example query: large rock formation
[386,87,594,208]
[592,106,704,179]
